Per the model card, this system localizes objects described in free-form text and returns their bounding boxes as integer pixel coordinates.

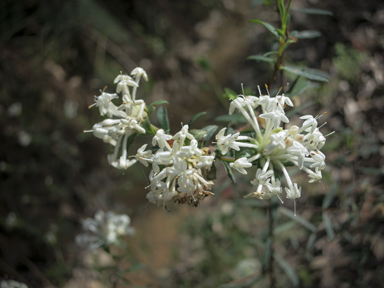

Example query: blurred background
[1,0,384,287]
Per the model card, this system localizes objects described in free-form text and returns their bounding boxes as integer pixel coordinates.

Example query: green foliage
[147,100,169,116]
[333,42,366,81]
[157,106,170,133]
[201,125,219,146]
[188,112,207,128]
[281,66,330,82]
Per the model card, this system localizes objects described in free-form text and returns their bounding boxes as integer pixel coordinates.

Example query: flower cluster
[0,281,28,288]
[86,68,330,212]
[86,68,148,169]
[216,85,330,212]
[76,210,135,250]
[135,125,215,207]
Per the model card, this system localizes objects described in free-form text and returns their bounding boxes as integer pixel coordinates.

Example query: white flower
[173,124,194,145]
[76,210,135,250]
[306,167,322,183]
[309,150,326,169]
[285,183,301,200]
[136,144,152,167]
[263,130,287,155]
[215,128,241,155]
[276,94,293,107]
[152,129,172,150]
[287,141,309,169]
[196,155,215,169]
[131,67,148,82]
[259,110,289,129]
[114,74,138,96]
[230,157,252,175]
[299,115,318,133]
[0,280,28,288]
[90,92,118,116]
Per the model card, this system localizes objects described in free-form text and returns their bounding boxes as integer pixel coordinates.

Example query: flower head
[76,210,135,250]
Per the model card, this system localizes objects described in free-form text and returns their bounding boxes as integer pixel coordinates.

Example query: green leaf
[147,100,169,116]
[279,206,317,232]
[202,125,218,146]
[263,51,279,57]
[281,66,330,82]
[222,88,238,100]
[290,30,322,39]
[215,113,247,124]
[247,54,274,63]
[249,19,279,37]
[235,148,258,160]
[157,106,170,133]
[291,8,333,16]
[221,160,236,184]
[274,253,299,287]
[322,183,338,209]
[188,112,207,128]
[205,161,217,180]
[274,221,297,235]
[141,117,157,135]
[322,211,335,240]
[197,55,212,71]
[286,80,311,98]
[286,100,315,117]
[189,129,207,143]
[251,0,265,7]
[126,133,137,150]
[306,233,317,251]
[263,237,272,268]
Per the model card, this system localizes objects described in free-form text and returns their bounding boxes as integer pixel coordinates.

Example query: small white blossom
[230,157,252,175]
[152,129,172,150]
[0,280,28,288]
[76,210,135,250]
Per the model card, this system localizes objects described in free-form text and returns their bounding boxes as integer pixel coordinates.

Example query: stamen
[325,131,335,137]
[318,122,327,129]
[276,86,282,97]
[257,85,262,96]
[241,83,245,96]
[265,84,270,95]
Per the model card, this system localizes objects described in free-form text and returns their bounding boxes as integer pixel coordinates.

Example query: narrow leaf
[251,0,265,7]
[147,100,168,116]
[249,19,279,37]
[126,133,137,150]
[306,233,317,251]
[221,160,236,184]
[322,183,338,209]
[291,8,333,16]
[286,100,315,117]
[290,30,322,39]
[282,66,330,82]
[274,253,299,287]
[222,88,238,100]
[189,129,207,143]
[263,237,272,268]
[215,113,247,123]
[286,80,311,98]
[202,125,218,146]
[322,211,335,240]
[141,117,156,135]
[247,55,274,63]
[157,106,170,133]
[188,112,207,128]
[279,206,317,232]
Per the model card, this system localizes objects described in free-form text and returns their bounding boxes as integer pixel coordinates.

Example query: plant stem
[268,201,276,288]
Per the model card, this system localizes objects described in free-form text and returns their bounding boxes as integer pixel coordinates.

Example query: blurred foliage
[1,0,384,287]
